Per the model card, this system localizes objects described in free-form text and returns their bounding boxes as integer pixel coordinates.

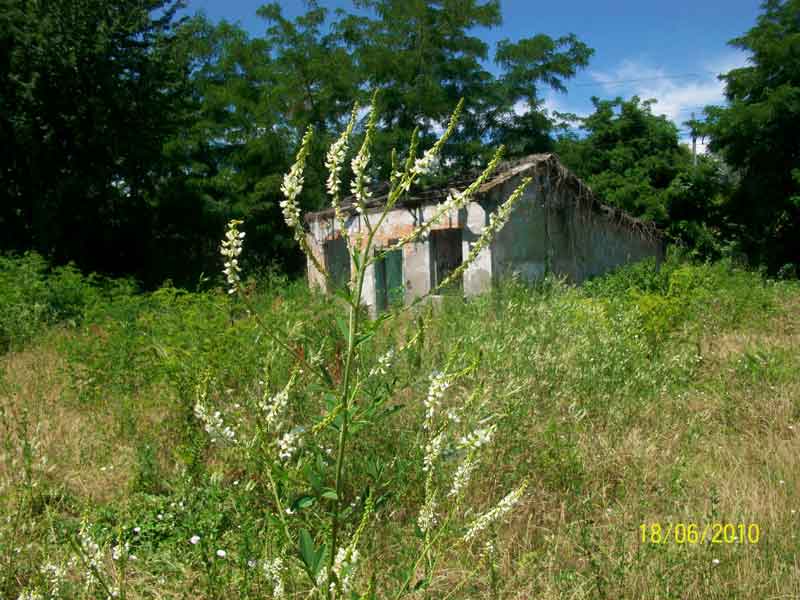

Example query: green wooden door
[375,247,403,312]
[385,249,404,306]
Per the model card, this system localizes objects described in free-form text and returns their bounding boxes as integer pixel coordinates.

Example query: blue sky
[182,0,763,149]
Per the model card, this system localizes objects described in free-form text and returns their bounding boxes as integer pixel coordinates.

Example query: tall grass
[2,111,799,596]
[2,249,799,598]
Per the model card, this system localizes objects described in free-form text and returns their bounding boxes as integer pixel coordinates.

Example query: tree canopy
[556,96,691,223]
[1,0,190,279]
[703,0,800,270]
[1,0,797,285]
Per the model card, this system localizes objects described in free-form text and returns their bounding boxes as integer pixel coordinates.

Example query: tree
[492,33,592,157]
[556,96,691,223]
[0,0,595,284]
[335,0,592,173]
[704,0,800,270]
[157,15,302,282]
[0,0,190,279]
[258,1,361,133]
[662,156,738,258]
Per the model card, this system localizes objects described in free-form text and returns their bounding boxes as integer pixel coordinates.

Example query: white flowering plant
[197,93,530,599]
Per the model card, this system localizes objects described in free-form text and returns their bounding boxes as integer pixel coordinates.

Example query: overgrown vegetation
[3,0,796,284]
[2,0,799,597]
[2,249,799,599]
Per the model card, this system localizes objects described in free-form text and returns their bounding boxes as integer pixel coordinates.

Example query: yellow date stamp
[639,523,761,545]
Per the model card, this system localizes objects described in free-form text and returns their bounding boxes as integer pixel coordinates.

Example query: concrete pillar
[403,237,432,303]
[462,202,492,296]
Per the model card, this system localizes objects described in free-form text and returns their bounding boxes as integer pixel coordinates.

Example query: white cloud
[512,99,528,116]
[587,51,749,151]
[541,94,589,120]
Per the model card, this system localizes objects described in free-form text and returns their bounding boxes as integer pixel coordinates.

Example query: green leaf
[366,458,383,481]
[298,529,325,577]
[332,285,354,305]
[335,316,349,341]
[354,331,375,347]
[294,495,316,510]
[321,489,338,501]
[376,404,404,421]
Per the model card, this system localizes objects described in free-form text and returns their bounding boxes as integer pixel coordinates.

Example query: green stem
[266,464,295,548]
[328,258,367,595]
[68,534,115,600]
[392,512,454,600]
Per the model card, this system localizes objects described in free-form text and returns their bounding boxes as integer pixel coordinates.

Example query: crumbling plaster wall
[489,173,663,284]
[546,187,663,282]
[307,169,663,311]
[489,182,547,284]
[461,201,493,296]
[306,201,464,312]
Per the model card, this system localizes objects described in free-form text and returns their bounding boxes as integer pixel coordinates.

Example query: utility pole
[691,112,697,168]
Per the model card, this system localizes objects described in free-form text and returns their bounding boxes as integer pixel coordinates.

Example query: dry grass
[478,291,800,599]
[2,272,799,599]
[1,343,132,505]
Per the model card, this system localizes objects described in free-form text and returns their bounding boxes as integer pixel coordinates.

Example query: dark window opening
[431,229,463,293]
[324,237,350,290]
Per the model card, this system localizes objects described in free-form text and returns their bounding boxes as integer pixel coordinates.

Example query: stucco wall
[307,169,663,309]
[489,173,662,285]
[490,182,548,284]
[306,202,462,313]
[546,188,663,282]
[462,202,493,296]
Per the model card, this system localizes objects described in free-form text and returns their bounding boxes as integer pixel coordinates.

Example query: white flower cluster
[446,408,462,424]
[326,133,349,199]
[262,557,285,599]
[280,128,313,231]
[110,541,131,561]
[220,219,245,294]
[194,402,236,445]
[277,427,305,463]
[332,547,360,596]
[458,425,495,451]
[258,372,305,462]
[411,148,437,177]
[408,99,462,180]
[326,107,358,226]
[447,425,495,498]
[258,377,293,431]
[40,561,72,599]
[424,370,451,428]
[463,482,527,543]
[417,494,438,533]
[350,147,372,213]
[368,348,395,378]
[391,169,413,195]
[78,525,103,591]
[423,431,445,473]
[448,456,476,499]
[280,170,303,228]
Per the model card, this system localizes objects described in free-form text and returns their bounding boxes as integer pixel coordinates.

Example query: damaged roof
[304,153,661,240]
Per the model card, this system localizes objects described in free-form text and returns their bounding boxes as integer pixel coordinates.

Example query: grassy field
[1,252,799,599]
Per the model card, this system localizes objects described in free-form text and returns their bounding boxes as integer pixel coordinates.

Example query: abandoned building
[304,153,663,313]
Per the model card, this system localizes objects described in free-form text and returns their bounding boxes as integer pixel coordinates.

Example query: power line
[571,71,723,88]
